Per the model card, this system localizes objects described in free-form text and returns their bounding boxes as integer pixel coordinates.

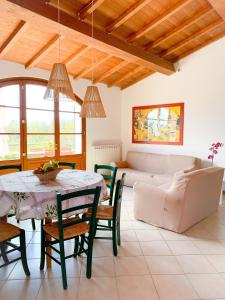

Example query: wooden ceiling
[0,0,225,89]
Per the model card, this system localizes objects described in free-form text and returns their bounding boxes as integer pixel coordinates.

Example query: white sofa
[112,151,201,187]
[133,167,224,233]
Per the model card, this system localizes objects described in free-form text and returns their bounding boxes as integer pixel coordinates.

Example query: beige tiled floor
[1,188,225,299]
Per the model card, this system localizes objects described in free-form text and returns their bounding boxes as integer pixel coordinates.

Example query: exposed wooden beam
[145,6,213,50]
[63,45,89,66]
[108,66,144,87]
[121,70,154,90]
[0,20,28,59]
[176,29,225,60]
[77,0,105,20]
[127,0,193,42]
[207,0,225,21]
[4,0,175,75]
[162,19,223,57]
[106,0,152,33]
[74,54,112,80]
[25,34,59,69]
[93,60,130,84]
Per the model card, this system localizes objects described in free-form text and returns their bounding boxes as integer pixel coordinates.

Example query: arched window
[0,78,86,170]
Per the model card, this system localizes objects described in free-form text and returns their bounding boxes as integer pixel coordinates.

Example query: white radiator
[92,144,121,165]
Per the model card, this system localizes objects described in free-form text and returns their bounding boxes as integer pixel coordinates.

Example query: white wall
[0,61,122,170]
[121,37,225,168]
[2,35,225,171]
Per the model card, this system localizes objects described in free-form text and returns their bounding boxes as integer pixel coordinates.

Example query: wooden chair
[40,186,101,289]
[0,164,36,230]
[94,164,117,205]
[86,173,125,256]
[0,222,30,276]
[58,162,76,169]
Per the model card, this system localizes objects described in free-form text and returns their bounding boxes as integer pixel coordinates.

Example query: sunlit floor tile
[167,241,200,255]
[78,277,118,300]
[117,275,159,300]
[80,257,115,277]
[8,259,45,279]
[45,258,81,278]
[187,274,225,299]
[37,278,79,300]
[193,240,225,254]
[117,241,143,257]
[176,255,216,274]
[146,255,183,275]
[140,241,172,255]
[206,254,225,272]
[0,262,16,280]
[114,256,149,276]
[0,279,42,300]
[153,274,199,300]
[135,229,163,241]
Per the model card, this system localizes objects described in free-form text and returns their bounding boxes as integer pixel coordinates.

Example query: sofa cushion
[116,168,154,187]
[152,174,173,186]
[166,155,199,174]
[116,168,173,187]
[127,151,167,174]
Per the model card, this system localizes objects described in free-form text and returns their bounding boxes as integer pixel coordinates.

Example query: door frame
[0,77,86,170]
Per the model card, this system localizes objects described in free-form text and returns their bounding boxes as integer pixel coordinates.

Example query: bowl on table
[33,168,62,183]
[33,161,62,183]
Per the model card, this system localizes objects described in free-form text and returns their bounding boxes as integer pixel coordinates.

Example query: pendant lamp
[80,2,106,118]
[80,86,106,118]
[44,0,75,101]
[44,63,75,100]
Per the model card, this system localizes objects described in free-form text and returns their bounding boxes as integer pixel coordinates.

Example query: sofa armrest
[134,181,181,204]
[183,165,197,173]
[111,160,129,168]
[133,181,167,198]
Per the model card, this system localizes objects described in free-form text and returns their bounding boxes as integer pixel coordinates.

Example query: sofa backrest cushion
[126,151,167,174]
[126,151,199,174]
[166,155,199,174]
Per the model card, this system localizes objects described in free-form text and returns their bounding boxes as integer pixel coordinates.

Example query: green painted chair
[0,164,36,230]
[86,173,125,256]
[94,164,117,205]
[58,162,76,169]
[40,186,101,289]
[0,164,22,172]
[0,222,30,276]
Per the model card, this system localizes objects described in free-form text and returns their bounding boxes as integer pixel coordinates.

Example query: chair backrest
[56,186,101,241]
[113,173,126,220]
[58,162,76,169]
[94,164,117,201]
[0,164,22,174]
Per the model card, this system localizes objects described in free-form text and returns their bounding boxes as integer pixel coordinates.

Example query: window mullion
[20,82,27,167]
[54,92,60,160]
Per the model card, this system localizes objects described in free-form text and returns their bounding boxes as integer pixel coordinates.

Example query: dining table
[0,169,107,267]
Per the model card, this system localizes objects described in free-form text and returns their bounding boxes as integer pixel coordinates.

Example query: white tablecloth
[0,170,107,220]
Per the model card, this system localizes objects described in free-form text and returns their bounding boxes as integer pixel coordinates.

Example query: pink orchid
[208,142,223,165]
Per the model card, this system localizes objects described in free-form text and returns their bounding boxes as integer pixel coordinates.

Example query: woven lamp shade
[80,86,106,118]
[44,63,75,100]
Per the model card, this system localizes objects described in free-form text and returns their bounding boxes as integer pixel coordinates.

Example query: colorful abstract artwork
[132,103,184,145]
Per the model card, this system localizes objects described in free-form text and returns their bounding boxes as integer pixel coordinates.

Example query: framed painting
[132,102,184,145]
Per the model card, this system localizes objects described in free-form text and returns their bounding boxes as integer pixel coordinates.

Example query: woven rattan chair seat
[43,217,89,240]
[0,222,21,242]
[87,205,113,220]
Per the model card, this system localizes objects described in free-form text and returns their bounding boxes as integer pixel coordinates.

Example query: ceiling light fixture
[80,1,106,118]
[44,0,75,101]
